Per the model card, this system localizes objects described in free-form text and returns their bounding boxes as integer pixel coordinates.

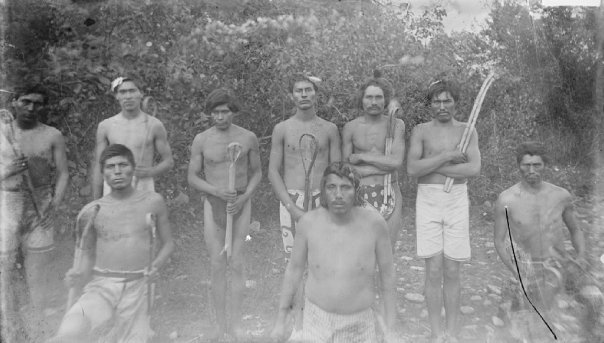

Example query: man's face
[519,154,545,186]
[291,81,316,110]
[103,155,134,190]
[324,174,356,215]
[210,104,234,130]
[430,91,456,123]
[362,85,386,117]
[13,93,45,125]
[115,81,142,111]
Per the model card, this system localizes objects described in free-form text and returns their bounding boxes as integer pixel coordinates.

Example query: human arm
[65,207,98,288]
[267,123,305,221]
[92,123,108,199]
[375,216,396,334]
[433,129,481,179]
[135,122,174,179]
[493,195,516,275]
[561,194,586,260]
[348,119,406,173]
[406,125,466,178]
[328,122,341,163]
[270,216,309,340]
[50,131,69,211]
[147,195,175,277]
[228,134,263,214]
[0,156,28,180]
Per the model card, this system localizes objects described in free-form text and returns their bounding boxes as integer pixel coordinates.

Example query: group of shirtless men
[0,71,587,343]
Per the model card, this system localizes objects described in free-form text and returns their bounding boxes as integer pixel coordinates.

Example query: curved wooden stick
[444,72,495,192]
[221,142,243,258]
[299,133,319,211]
[145,213,157,310]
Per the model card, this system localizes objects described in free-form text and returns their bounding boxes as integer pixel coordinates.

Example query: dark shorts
[206,190,245,228]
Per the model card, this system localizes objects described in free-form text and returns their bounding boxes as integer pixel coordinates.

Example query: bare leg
[229,201,251,340]
[425,254,444,340]
[443,258,461,338]
[23,249,54,311]
[203,200,228,339]
[386,187,403,250]
[1,252,29,342]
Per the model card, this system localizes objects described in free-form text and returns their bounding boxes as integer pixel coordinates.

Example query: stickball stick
[133,96,158,188]
[66,204,101,310]
[221,142,243,258]
[145,213,157,310]
[299,133,319,211]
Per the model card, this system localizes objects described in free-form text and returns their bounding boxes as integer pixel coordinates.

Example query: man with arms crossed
[49,144,174,342]
[342,72,405,247]
[92,76,173,198]
[187,89,262,340]
[494,142,586,339]
[270,162,396,343]
[407,79,481,343]
[0,84,68,340]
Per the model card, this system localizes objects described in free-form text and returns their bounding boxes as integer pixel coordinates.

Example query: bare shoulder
[318,117,338,131]
[148,114,166,128]
[77,200,101,222]
[498,183,520,203]
[233,125,258,141]
[343,117,362,130]
[357,206,388,232]
[395,118,406,129]
[272,120,287,135]
[412,121,430,134]
[40,124,63,140]
[192,129,211,146]
[544,182,572,200]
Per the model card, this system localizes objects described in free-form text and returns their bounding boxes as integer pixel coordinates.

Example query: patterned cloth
[288,298,380,343]
[359,183,396,220]
[279,189,320,257]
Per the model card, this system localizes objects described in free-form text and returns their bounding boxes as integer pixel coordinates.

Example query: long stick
[382,108,399,215]
[222,142,242,258]
[66,204,101,310]
[133,96,158,188]
[299,134,319,211]
[443,72,495,192]
[145,213,157,311]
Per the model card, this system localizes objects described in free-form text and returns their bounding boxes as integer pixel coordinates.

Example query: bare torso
[1,123,59,188]
[194,125,254,191]
[280,117,335,190]
[304,207,381,314]
[417,120,467,184]
[101,113,160,168]
[498,182,569,259]
[85,190,161,271]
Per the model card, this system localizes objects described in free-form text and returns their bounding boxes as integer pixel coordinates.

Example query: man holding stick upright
[407,79,481,342]
[342,70,405,248]
[0,84,68,341]
[187,88,262,341]
[49,144,174,342]
[92,76,173,198]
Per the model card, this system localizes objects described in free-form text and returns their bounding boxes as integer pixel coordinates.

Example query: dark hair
[205,88,240,113]
[99,144,135,171]
[14,84,49,105]
[288,73,319,93]
[112,77,142,93]
[319,162,363,208]
[426,78,460,105]
[357,70,393,110]
[516,141,549,165]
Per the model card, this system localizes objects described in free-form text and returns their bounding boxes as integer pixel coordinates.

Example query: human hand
[134,166,154,179]
[446,150,467,164]
[144,265,160,282]
[64,268,87,288]
[227,195,247,215]
[214,188,238,202]
[349,154,362,164]
[7,156,28,176]
[290,205,306,222]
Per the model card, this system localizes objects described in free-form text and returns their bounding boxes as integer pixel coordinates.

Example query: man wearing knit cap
[91,76,173,199]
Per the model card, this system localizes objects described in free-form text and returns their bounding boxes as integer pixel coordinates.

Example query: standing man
[0,84,69,340]
[270,162,396,343]
[187,89,262,340]
[407,79,481,342]
[49,144,174,342]
[342,71,405,247]
[92,76,173,198]
[268,73,341,258]
[493,142,586,339]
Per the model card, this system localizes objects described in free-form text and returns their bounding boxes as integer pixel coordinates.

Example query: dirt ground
[27,195,604,343]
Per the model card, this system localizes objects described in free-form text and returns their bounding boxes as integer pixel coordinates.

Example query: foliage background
[1,0,602,226]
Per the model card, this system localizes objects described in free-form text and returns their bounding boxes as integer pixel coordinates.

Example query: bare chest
[283,122,330,157]
[351,122,388,153]
[421,126,464,157]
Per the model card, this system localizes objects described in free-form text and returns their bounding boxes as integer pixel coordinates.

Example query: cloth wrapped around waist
[206,189,246,228]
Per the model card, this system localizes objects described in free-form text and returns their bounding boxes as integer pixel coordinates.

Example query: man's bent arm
[562,197,586,258]
[52,132,69,208]
[149,123,174,178]
[240,135,262,202]
[92,123,108,199]
[433,130,481,178]
[407,126,451,178]
[494,196,516,275]
[351,119,406,172]
[152,195,174,270]
[268,124,299,211]
[187,135,218,195]
[375,217,396,330]
[328,123,341,163]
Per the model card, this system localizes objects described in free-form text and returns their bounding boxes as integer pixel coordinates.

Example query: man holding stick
[270,162,396,343]
[187,88,262,340]
[0,84,69,340]
[342,70,405,247]
[92,76,173,198]
[49,144,174,342]
[407,79,481,342]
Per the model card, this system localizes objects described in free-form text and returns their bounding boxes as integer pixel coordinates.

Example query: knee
[52,314,91,342]
[443,266,460,282]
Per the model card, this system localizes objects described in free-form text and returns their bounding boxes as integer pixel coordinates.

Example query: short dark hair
[426,78,460,105]
[288,73,319,93]
[205,88,240,113]
[357,70,393,110]
[319,162,363,208]
[14,84,49,105]
[99,144,135,171]
[112,77,142,93]
[516,141,549,165]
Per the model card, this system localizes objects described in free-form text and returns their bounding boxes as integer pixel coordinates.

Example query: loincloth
[279,189,320,256]
[205,190,246,228]
[289,298,380,343]
[359,183,396,220]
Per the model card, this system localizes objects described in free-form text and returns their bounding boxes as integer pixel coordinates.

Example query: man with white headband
[91,76,173,198]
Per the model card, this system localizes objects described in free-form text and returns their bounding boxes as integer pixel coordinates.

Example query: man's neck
[294,108,317,121]
[432,118,457,127]
[16,119,39,130]
[520,180,543,194]
[328,209,354,225]
[363,113,385,124]
[109,186,135,200]
[121,108,142,119]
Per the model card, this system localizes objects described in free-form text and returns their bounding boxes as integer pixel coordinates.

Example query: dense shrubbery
[1,0,601,226]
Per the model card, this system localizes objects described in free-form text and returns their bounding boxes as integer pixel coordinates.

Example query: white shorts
[416,183,470,261]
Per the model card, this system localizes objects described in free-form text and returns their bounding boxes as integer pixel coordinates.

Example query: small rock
[483,299,492,306]
[470,295,482,301]
[168,331,178,340]
[486,249,495,254]
[420,309,428,318]
[245,280,257,288]
[396,287,405,292]
[485,242,495,248]
[410,266,424,271]
[405,293,425,303]
[400,256,413,261]
[557,299,569,309]
[487,284,502,295]
[492,316,505,327]
[249,221,261,232]
[460,306,475,315]
[488,294,502,302]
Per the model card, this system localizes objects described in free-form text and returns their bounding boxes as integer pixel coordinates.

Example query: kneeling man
[49,144,174,342]
[271,162,396,343]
